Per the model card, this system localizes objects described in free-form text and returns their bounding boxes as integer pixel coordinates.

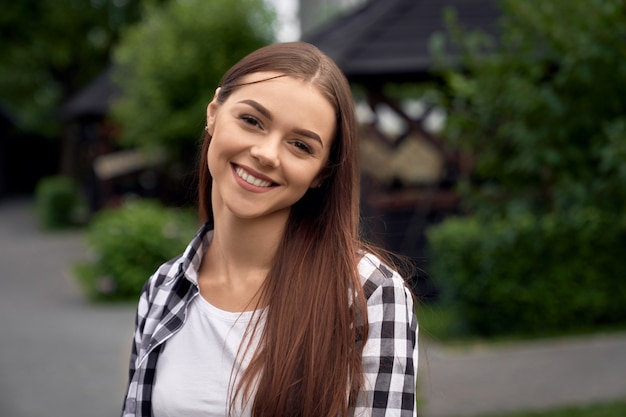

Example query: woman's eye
[239,114,261,128]
[292,140,313,155]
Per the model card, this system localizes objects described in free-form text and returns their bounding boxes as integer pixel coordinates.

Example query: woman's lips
[232,164,277,189]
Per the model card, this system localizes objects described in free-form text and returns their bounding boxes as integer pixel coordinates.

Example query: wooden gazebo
[61,70,171,211]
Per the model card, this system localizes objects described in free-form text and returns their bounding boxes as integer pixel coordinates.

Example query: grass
[470,399,626,417]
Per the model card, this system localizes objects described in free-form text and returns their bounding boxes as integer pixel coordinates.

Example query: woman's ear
[310,166,331,189]
[206,87,221,135]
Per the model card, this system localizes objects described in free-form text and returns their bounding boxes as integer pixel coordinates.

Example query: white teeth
[235,167,273,187]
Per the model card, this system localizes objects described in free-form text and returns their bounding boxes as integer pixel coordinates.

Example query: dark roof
[61,68,119,120]
[302,0,501,83]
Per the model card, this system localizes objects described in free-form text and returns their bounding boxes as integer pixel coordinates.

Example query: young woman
[121,42,418,417]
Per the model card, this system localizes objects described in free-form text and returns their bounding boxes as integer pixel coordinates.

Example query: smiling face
[206,72,336,223]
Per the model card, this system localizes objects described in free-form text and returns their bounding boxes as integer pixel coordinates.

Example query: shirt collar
[178,221,214,286]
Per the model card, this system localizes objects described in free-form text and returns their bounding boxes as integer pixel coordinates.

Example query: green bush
[427,209,626,337]
[35,175,83,230]
[74,200,198,301]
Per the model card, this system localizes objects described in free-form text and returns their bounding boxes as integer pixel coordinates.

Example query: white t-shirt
[152,295,265,417]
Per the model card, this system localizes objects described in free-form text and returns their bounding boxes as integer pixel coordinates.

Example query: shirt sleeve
[354,255,419,417]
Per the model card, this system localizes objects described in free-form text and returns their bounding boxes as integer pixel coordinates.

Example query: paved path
[419,333,626,416]
[0,199,135,417]
[1,198,625,417]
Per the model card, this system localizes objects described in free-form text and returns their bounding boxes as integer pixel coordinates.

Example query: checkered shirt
[121,223,418,417]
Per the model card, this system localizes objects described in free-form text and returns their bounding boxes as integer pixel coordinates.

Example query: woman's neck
[209,211,286,275]
[198,208,288,311]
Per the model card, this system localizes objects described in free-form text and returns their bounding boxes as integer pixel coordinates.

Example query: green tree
[432,0,626,217]
[0,0,150,137]
[426,0,626,337]
[110,0,274,156]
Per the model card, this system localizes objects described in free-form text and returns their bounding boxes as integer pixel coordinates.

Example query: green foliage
[111,0,274,154]
[425,0,626,340]
[73,199,198,301]
[427,210,626,337]
[0,0,149,136]
[35,175,83,230]
[416,303,469,342]
[431,0,626,217]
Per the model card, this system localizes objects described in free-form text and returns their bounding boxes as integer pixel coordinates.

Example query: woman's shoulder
[357,252,410,302]
[149,254,186,286]
[144,222,213,291]
[138,254,186,302]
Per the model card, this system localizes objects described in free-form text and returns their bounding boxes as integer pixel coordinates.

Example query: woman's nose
[250,139,280,168]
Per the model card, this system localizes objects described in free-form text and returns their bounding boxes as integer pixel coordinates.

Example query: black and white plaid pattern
[121,224,418,417]
[356,254,418,417]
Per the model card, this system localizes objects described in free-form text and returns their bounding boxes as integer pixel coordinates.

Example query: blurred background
[1,0,625,416]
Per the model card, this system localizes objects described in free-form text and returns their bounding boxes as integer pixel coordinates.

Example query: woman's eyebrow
[238,99,324,148]
[293,128,323,148]
[238,99,272,120]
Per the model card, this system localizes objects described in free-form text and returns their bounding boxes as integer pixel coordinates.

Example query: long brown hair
[198,42,368,417]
